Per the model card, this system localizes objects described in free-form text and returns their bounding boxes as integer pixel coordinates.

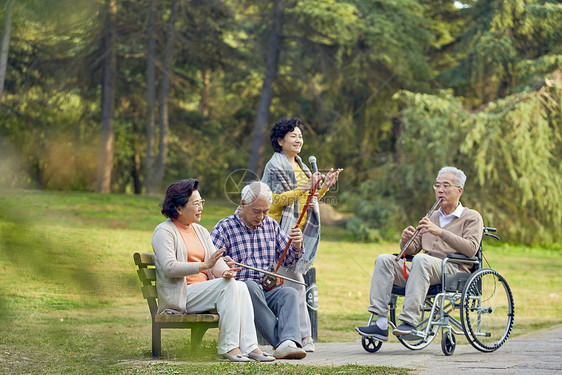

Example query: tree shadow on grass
[0,195,100,322]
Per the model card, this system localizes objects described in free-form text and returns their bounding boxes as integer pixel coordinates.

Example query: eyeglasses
[433,183,460,190]
[251,208,270,216]
[187,199,205,207]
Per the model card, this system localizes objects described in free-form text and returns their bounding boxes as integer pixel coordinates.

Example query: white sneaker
[302,338,315,352]
[273,345,306,359]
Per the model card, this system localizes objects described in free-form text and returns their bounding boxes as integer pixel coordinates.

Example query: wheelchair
[361,226,515,356]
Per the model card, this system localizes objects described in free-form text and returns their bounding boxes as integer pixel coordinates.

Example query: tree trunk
[131,153,142,194]
[144,0,157,194]
[0,0,15,110]
[247,0,283,176]
[153,0,177,194]
[96,0,117,193]
[200,69,210,117]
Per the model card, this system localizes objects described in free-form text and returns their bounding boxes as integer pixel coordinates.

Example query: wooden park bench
[133,252,220,357]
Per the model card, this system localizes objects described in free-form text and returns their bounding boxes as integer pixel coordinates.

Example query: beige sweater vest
[402,207,484,273]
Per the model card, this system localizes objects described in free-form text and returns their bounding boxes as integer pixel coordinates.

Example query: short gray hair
[437,166,467,188]
[241,181,272,205]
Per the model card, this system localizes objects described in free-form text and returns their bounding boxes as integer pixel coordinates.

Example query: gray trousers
[368,253,459,326]
[278,266,311,339]
[245,280,302,348]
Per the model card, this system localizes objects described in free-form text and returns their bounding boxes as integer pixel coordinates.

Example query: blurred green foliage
[0,0,560,244]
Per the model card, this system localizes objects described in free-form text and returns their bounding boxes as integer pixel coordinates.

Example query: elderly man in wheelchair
[356,166,514,355]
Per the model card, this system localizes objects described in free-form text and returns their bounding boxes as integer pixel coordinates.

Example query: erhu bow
[261,162,324,291]
[395,198,442,261]
[232,261,305,286]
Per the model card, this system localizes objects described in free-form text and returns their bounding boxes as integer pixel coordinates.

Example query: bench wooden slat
[134,252,155,267]
[154,313,220,323]
[137,268,156,283]
[141,285,158,299]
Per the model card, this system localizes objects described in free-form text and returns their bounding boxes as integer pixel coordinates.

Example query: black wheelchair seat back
[443,272,471,292]
[391,284,443,296]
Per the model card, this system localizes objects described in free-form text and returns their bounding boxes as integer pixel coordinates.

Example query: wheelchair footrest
[398,331,425,341]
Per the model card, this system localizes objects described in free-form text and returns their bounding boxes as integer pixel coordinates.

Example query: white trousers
[278,266,311,339]
[186,278,258,355]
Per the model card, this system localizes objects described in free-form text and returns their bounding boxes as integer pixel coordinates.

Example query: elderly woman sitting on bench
[152,178,274,362]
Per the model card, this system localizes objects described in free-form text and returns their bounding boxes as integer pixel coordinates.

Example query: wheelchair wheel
[461,268,514,352]
[390,295,439,350]
[441,329,456,356]
[361,336,383,353]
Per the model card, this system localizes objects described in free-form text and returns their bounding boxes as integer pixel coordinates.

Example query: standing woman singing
[261,117,342,352]
[152,178,275,362]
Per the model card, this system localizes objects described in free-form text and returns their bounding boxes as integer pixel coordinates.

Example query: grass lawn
[1,189,561,374]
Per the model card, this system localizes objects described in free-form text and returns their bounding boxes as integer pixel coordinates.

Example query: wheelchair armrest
[445,254,479,264]
[394,253,478,263]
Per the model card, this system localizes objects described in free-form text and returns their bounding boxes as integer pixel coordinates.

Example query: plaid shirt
[210,210,304,285]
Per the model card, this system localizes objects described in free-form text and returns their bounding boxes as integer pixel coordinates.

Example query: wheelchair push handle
[484,226,500,240]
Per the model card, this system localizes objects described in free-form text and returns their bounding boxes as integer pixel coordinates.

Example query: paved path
[270,327,562,374]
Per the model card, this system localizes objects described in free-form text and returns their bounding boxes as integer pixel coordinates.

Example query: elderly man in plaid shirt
[211,181,307,360]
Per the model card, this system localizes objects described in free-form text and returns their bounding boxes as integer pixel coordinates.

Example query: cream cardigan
[151,219,229,314]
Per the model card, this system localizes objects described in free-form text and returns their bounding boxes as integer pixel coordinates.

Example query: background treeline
[0,0,560,244]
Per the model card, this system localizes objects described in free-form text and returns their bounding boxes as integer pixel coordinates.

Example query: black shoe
[355,324,389,341]
[393,322,416,336]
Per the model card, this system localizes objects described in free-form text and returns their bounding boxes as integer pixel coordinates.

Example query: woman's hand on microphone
[300,171,323,192]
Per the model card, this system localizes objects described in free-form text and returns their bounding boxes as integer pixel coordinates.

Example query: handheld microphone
[308,155,318,174]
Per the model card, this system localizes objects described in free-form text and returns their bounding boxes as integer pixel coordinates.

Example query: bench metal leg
[152,324,162,357]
